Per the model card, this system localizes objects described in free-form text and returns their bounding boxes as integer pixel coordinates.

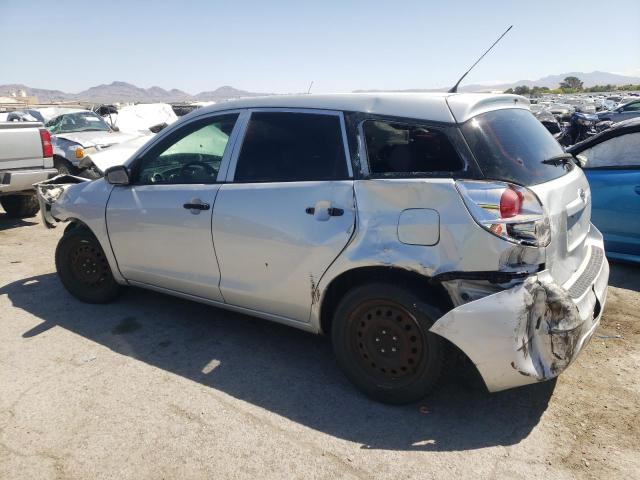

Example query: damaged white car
[36,93,609,404]
[44,110,146,176]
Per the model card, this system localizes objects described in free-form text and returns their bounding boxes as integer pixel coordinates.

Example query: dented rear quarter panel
[310,178,544,330]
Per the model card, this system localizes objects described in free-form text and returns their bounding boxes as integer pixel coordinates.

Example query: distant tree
[504,88,514,94]
[559,76,583,91]
[531,86,550,96]
[513,85,531,95]
[584,84,617,92]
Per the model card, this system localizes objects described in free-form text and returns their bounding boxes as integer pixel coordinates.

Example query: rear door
[106,112,242,300]
[212,109,355,323]
[579,131,640,257]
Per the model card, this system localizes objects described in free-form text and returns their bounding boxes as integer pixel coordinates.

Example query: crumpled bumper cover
[430,250,609,392]
[34,175,90,228]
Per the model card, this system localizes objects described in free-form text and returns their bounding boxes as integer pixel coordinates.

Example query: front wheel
[54,157,77,176]
[331,283,446,404]
[55,228,121,303]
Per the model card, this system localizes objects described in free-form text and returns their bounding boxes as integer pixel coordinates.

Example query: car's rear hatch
[459,107,593,285]
[528,167,592,285]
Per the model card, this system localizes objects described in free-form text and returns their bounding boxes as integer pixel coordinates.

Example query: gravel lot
[1,208,639,480]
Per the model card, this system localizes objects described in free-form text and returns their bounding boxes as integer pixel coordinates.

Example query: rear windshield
[461,109,570,185]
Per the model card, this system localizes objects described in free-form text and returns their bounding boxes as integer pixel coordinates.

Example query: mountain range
[357,71,640,93]
[1,71,639,103]
[0,81,267,103]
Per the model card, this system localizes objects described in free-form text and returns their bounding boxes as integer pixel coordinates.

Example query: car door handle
[183,202,210,210]
[305,207,344,216]
[635,186,640,195]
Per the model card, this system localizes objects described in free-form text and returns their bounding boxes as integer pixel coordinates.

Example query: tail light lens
[456,180,550,247]
[39,129,53,158]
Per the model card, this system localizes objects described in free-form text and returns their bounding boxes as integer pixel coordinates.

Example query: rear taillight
[39,129,53,158]
[456,180,550,247]
[499,187,523,218]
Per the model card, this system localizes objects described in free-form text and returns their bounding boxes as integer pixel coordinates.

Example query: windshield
[461,108,571,185]
[47,111,111,134]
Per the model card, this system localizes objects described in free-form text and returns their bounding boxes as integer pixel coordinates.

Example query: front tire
[54,157,77,176]
[0,194,40,218]
[332,283,446,404]
[55,228,121,303]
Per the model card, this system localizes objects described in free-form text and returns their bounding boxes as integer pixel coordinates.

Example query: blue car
[567,118,640,263]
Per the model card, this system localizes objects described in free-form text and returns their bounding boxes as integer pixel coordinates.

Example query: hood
[532,110,557,124]
[82,134,154,172]
[54,130,142,148]
[106,103,178,135]
[597,110,615,119]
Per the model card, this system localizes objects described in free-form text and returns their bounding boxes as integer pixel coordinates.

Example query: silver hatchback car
[37,93,609,404]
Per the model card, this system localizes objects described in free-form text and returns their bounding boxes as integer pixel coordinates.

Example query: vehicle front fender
[35,176,125,284]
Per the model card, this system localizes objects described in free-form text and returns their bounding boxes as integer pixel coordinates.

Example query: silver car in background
[37,93,608,404]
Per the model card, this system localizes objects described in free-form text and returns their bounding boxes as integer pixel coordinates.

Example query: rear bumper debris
[430,239,609,392]
[0,168,58,194]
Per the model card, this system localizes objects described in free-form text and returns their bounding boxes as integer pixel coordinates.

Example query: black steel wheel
[56,227,121,303]
[69,241,111,287]
[350,300,426,385]
[332,283,446,404]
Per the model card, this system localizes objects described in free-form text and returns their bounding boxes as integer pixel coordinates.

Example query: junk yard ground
[0,208,638,479]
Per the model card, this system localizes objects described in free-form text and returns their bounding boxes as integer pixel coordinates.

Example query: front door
[106,113,241,300]
[212,110,356,322]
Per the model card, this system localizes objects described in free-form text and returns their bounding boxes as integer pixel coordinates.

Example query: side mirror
[111,125,120,132]
[105,165,130,185]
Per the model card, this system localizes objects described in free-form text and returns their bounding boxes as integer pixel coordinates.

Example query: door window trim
[128,109,246,185]
[224,108,353,183]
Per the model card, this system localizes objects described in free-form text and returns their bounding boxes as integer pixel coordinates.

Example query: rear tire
[55,228,121,303]
[331,283,446,404]
[0,194,40,218]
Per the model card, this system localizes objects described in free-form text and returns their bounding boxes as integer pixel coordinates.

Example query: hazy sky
[2,0,639,94]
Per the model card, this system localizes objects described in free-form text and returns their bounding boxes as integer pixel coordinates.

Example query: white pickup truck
[0,122,58,218]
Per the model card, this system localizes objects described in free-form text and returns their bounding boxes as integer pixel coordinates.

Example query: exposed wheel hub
[70,243,108,286]
[349,302,425,381]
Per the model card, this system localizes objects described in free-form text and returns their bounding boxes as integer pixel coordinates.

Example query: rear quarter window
[363,120,464,175]
[461,108,570,186]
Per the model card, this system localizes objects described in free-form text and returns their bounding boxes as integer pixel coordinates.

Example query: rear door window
[579,132,640,169]
[363,120,463,175]
[234,111,348,182]
[461,108,570,185]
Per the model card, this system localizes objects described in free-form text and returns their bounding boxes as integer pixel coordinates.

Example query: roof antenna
[448,25,513,93]
[307,81,314,94]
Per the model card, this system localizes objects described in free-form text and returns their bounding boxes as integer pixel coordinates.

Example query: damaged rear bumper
[430,237,609,392]
[34,175,90,228]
